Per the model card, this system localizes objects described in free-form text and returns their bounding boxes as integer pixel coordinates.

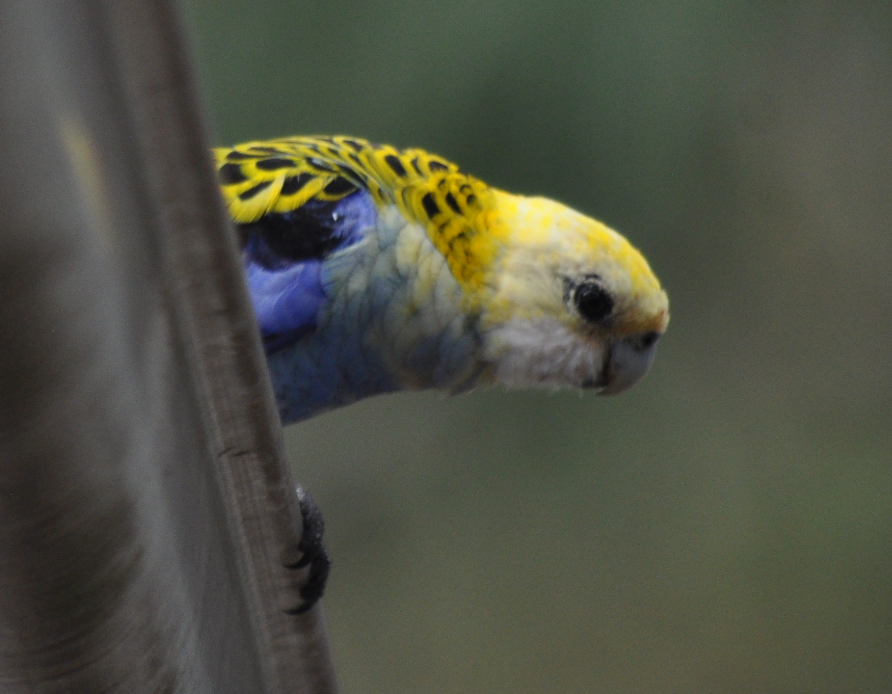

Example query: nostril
[635,331,660,351]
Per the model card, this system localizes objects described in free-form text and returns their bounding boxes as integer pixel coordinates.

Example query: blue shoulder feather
[240,192,377,353]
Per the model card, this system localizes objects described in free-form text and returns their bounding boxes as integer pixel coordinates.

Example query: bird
[214,135,670,425]
[214,135,670,612]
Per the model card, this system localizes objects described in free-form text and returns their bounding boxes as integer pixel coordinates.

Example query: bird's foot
[283,486,331,615]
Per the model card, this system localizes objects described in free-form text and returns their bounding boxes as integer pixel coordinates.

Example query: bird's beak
[597,331,661,395]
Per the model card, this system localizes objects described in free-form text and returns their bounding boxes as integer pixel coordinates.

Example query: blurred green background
[181,2,892,692]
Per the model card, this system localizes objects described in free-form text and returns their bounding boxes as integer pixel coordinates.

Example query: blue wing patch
[240,191,377,353]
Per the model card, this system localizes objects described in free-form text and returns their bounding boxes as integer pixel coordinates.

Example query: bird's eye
[572,277,614,323]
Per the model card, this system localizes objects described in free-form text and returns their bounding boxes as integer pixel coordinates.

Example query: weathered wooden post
[0,2,337,691]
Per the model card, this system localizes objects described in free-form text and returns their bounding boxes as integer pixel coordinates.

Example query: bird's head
[478,192,669,394]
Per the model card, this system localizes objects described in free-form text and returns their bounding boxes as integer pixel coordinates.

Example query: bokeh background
[181,2,892,692]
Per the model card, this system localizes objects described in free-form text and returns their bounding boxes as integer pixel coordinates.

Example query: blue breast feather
[240,192,378,353]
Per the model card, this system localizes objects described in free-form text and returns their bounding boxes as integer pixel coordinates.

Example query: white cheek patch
[484,319,606,390]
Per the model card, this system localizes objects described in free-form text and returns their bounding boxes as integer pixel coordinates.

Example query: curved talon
[284,486,331,614]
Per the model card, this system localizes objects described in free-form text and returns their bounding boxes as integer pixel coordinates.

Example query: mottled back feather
[213,136,509,291]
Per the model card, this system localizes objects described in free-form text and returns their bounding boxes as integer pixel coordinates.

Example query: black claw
[284,486,331,615]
